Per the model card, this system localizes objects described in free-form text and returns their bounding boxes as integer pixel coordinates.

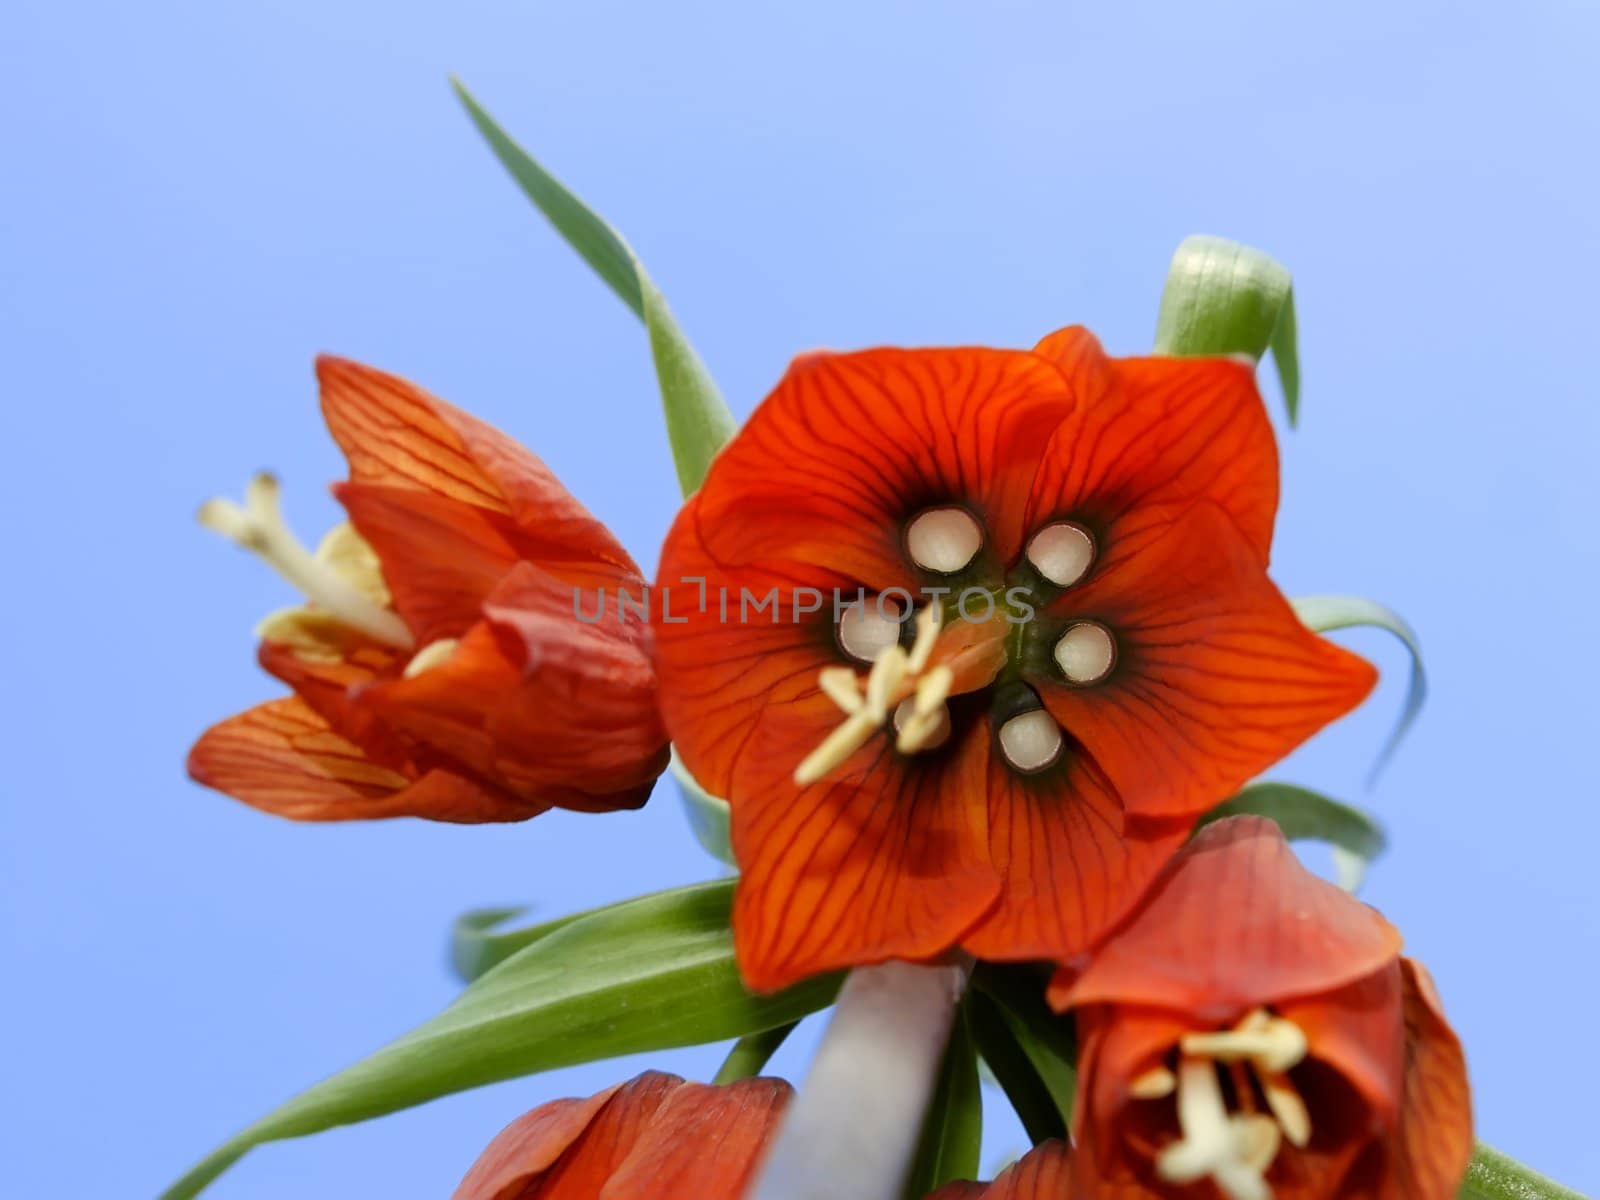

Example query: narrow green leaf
[967,988,1066,1146]
[448,903,602,984]
[162,881,839,1200]
[971,965,1077,1133]
[673,752,735,868]
[452,79,736,496]
[1199,782,1388,891]
[1154,234,1300,425]
[901,1004,983,1199]
[1292,593,1427,784]
[1461,1143,1588,1200]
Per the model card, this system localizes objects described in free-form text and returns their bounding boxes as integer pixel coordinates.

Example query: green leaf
[162,881,839,1200]
[1199,782,1388,891]
[971,965,1077,1134]
[448,903,601,984]
[900,1003,983,1199]
[673,752,736,868]
[967,988,1066,1146]
[713,1021,799,1085]
[1461,1143,1588,1200]
[1292,593,1427,784]
[452,79,736,496]
[1154,234,1300,425]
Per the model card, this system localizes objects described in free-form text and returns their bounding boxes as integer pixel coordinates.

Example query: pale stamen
[1053,621,1116,685]
[905,506,983,574]
[200,473,413,650]
[403,638,460,679]
[796,607,950,785]
[1129,1066,1177,1100]
[1026,521,1095,587]
[1153,1011,1315,1200]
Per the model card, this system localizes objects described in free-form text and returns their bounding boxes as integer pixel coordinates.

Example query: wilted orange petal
[600,1076,793,1200]
[186,696,519,822]
[1341,960,1473,1200]
[924,1140,1077,1199]
[692,347,1077,588]
[1053,817,1403,1015]
[728,702,1002,992]
[963,739,1190,964]
[1038,503,1377,821]
[361,563,666,808]
[1026,325,1279,568]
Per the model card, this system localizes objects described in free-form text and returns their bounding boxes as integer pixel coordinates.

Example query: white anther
[818,666,866,714]
[893,665,955,753]
[1026,521,1096,587]
[864,645,909,721]
[1129,1066,1178,1100]
[199,472,413,650]
[1180,1011,1308,1075]
[1259,1071,1311,1148]
[905,506,983,574]
[403,638,460,679]
[837,598,905,664]
[1158,1057,1273,1200]
[1053,621,1115,685]
[997,709,1064,773]
[906,604,942,674]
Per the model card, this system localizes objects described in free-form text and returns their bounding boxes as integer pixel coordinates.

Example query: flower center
[796,606,954,785]
[1134,1009,1313,1200]
[200,472,414,652]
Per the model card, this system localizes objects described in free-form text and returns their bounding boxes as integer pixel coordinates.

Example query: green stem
[713,1021,799,1084]
[1461,1144,1588,1200]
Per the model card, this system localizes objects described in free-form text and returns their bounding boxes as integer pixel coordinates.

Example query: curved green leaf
[453,79,736,496]
[968,988,1066,1146]
[1461,1143,1588,1200]
[1154,234,1300,425]
[901,1003,983,1199]
[971,965,1077,1134]
[1199,782,1387,891]
[673,752,735,868]
[449,903,604,984]
[1292,593,1427,784]
[162,881,839,1200]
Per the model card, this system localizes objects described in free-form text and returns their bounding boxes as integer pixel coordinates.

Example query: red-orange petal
[1279,960,1408,1129]
[924,1140,1077,1199]
[1341,959,1474,1200]
[728,701,1002,993]
[186,696,522,822]
[1036,502,1377,821]
[317,356,640,575]
[691,347,1077,588]
[963,740,1191,964]
[359,562,667,810]
[1025,326,1279,569]
[452,1072,791,1200]
[1052,817,1403,1016]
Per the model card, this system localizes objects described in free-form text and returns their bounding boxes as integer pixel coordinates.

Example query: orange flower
[926,1141,1077,1199]
[189,358,669,822]
[654,328,1376,990]
[453,1071,791,1200]
[1050,816,1472,1200]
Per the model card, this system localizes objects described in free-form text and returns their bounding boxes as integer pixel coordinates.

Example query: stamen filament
[200,473,413,650]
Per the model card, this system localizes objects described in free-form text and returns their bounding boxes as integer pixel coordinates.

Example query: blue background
[5,1,1597,1195]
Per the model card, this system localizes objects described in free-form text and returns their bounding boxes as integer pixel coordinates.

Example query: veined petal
[1053,817,1403,1014]
[1279,961,1407,1128]
[185,696,524,822]
[317,356,640,574]
[728,701,1002,993]
[1026,325,1279,570]
[360,563,667,809]
[1036,503,1377,821]
[1341,960,1473,1200]
[963,738,1191,963]
[692,347,1077,588]
[925,1140,1077,1199]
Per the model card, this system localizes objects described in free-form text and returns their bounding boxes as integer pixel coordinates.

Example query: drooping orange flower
[1050,816,1472,1200]
[189,357,669,822]
[453,1071,791,1200]
[654,328,1377,991]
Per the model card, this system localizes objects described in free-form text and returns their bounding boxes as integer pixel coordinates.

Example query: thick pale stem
[748,959,972,1200]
